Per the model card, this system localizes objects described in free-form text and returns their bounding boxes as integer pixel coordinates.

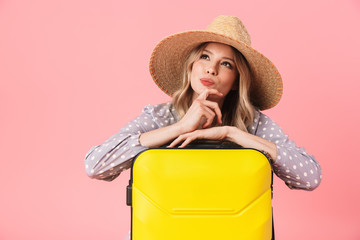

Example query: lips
[200,78,215,86]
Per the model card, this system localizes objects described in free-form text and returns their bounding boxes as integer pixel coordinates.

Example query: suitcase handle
[162,140,242,149]
[169,140,274,165]
[126,182,132,206]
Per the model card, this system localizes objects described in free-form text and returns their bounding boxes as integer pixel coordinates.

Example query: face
[190,42,238,104]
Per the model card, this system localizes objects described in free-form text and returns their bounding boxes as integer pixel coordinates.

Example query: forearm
[85,133,146,180]
[274,145,322,190]
[139,122,184,148]
[226,126,278,161]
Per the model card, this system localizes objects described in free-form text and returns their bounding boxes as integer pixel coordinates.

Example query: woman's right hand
[176,89,223,134]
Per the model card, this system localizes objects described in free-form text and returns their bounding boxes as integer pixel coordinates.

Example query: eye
[200,54,209,60]
[222,61,233,69]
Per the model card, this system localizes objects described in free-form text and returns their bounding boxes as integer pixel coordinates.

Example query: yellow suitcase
[126,143,274,240]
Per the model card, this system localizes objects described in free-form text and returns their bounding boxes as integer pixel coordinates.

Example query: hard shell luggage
[126,143,274,240]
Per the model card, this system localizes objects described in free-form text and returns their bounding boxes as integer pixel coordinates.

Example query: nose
[206,63,217,75]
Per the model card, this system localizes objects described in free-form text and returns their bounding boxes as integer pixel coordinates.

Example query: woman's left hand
[168,125,277,162]
[168,126,229,148]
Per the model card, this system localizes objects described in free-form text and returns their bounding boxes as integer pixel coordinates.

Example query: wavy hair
[172,42,255,132]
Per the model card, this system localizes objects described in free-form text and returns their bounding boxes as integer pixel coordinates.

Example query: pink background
[1,0,359,239]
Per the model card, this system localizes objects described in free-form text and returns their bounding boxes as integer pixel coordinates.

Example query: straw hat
[149,15,283,110]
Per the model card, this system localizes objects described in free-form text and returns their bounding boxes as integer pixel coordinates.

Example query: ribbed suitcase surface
[127,148,273,240]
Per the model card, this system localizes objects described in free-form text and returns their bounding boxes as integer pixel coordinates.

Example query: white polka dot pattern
[84,102,322,190]
[84,103,179,181]
[252,110,322,190]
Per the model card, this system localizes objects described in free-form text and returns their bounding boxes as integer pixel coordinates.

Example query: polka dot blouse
[85,102,322,191]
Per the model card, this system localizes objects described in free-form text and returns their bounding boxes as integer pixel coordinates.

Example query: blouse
[84,102,322,191]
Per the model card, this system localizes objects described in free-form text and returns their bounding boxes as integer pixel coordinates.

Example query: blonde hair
[172,42,255,132]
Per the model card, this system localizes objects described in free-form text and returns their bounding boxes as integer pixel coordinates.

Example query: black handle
[126,182,132,206]
[162,140,242,149]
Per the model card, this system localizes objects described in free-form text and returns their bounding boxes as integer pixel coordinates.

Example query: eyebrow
[203,49,235,62]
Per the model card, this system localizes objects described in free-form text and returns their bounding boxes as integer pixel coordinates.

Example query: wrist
[225,126,241,142]
[173,122,187,135]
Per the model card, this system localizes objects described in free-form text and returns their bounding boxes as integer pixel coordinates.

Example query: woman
[85,15,322,191]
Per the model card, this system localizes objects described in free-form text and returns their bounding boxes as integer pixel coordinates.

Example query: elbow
[299,155,322,191]
[290,169,322,191]
[283,165,322,191]
[85,165,97,179]
[308,170,322,191]
[84,146,103,179]
[305,179,321,191]
[308,161,322,191]
[84,155,122,181]
[286,179,321,191]
[84,146,97,175]
[85,160,101,179]
[85,164,118,181]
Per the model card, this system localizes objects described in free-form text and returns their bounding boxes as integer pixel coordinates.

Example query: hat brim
[149,30,283,110]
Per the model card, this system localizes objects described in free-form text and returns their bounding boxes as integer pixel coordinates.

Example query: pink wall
[1,0,359,239]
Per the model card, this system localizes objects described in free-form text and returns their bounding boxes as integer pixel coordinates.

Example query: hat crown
[206,15,251,46]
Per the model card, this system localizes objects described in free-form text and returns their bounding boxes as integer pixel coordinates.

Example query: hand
[168,126,229,148]
[176,89,223,133]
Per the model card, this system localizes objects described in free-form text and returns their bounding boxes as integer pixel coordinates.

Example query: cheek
[224,72,238,89]
[191,62,202,74]
[190,62,201,82]
[190,70,196,86]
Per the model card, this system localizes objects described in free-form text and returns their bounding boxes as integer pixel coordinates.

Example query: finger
[196,102,221,127]
[168,136,183,148]
[194,93,222,122]
[202,116,213,129]
[200,107,216,128]
[201,100,222,124]
[198,89,223,100]
[168,133,190,148]
[179,136,196,148]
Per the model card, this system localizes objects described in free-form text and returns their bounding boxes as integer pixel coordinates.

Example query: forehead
[203,42,235,57]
